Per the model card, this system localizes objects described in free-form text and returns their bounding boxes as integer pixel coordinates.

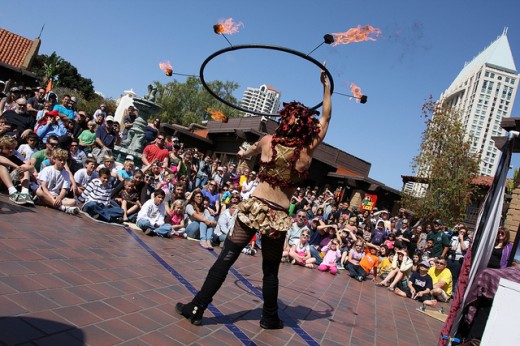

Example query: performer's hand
[320,61,329,86]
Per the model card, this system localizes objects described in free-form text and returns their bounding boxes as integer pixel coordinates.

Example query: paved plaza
[0,195,445,345]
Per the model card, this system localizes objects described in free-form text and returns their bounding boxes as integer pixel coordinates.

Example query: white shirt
[38,166,71,196]
[74,168,99,187]
[137,199,166,226]
[17,144,38,161]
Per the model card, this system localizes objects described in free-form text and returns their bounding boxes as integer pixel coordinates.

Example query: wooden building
[0,28,40,86]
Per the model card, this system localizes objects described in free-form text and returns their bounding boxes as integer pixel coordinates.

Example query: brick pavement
[0,195,445,345]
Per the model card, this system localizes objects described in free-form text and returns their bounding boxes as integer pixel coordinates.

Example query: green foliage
[52,86,116,117]
[153,77,241,126]
[401,97,481,225]
[32,52,96,100]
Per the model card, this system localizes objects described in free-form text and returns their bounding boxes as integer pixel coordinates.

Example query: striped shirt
[78,178,112,206]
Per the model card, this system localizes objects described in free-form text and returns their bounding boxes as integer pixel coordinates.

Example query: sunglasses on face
[435,261,446,265]
[301,234,310,238]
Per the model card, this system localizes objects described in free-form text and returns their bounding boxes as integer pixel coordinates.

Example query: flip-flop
[375,282,387,287]
[199,242,208,249]
[387,286,395,292]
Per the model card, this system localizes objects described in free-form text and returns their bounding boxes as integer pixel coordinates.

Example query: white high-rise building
[440,30,518,176]
[240,84,281,117]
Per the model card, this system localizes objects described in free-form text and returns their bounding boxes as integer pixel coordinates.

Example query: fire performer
[176,68,332,329]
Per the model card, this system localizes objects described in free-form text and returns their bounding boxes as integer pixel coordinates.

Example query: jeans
[212,233,227,245]
[185,213,215,241]
[310,245,323,265]
[195,175,208,189]
[82,201,123,222]
[136,219,172,237]
[346,263,367,279]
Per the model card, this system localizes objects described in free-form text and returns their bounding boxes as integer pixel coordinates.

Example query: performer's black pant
[192,220,285,318]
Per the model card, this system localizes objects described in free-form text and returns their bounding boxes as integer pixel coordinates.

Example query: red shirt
[143,144,169,164]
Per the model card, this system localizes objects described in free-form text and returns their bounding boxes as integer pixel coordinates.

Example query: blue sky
[2,0,520,190]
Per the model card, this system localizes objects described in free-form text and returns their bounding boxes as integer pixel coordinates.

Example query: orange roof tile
[194,129,208,138]
[0,28,34,68]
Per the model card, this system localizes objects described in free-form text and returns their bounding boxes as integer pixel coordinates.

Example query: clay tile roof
[471,175,494,187]
[0,28,34,68]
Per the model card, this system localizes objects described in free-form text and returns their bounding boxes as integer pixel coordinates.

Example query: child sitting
[168,199,186,237]
[136,189,172,237]
[394,260,437,308]
[117,158,134,182]
[114,178,141,222]
[78,167,124,223]
[318,239,341,275]
[35,148,79,214]
[73,157,98,196]
[0,135,35,205]
[17,132,39,160]
[289,230,316,268]
[377,247,395,281]
[355,245,380,282]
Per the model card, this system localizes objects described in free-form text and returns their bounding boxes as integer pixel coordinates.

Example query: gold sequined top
[257,143,307,188]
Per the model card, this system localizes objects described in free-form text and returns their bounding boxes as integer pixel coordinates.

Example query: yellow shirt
[378,257,392,276]
[428,267,453,296]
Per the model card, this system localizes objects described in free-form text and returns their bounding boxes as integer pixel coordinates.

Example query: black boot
[259,315,284,329]
[175,302,205,326]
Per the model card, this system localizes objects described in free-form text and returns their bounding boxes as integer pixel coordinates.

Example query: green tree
[401,97,481,226]
[153,77,241,126]
[33,52,96,100]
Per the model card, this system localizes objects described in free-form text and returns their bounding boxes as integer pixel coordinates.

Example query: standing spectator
[142,134,169,169]
[487,227,512,269]
[427,219,451,259]
[396,219,414,254]
[92,115,116,164]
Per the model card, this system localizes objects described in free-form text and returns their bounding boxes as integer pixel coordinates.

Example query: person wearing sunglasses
[288,231,316,269]
[428,257,453,303]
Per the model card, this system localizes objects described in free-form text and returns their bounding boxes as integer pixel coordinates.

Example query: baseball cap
[125,155,134,161]
[46,110,59,117]
[419,260,431,268]
[105,116,115,122]
[70,96,77,103]
[433,219,443,226]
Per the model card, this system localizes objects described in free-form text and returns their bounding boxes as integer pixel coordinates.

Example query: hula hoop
[199,44,334,117]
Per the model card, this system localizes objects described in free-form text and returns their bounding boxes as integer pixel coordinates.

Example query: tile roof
[0,28,34,68]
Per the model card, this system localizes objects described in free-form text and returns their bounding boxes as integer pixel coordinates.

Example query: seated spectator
[136,189,171,237]
[201,179,221,216]
[212,199,238,247]
[428,257,453,303]
[78,167,124,223]
[52,94,74,120]
[113,178,141,223]
[354,245,380,282]
[96,155,118,187]
[92,115,117,164]
[168,199,186,238]
[371,219,387,247]
[73,157,98,196]
[185,188,217,249]
[394,260,437,307]
[3,98,36,140]
[376,247,413,291]
[317,238,342,274]
[345,240,366,277]
[17,132,39,160]
[377,247,395,281]
[0,135,34,205]
[30,135,59,174]
[78,121,97,152]
[35,148,79,214]
[240,170,258,200]
[142,133,169,169]
[289,229,316,269]
[282,210,310,261]
[111,169,148,207]
[384,233,396,249]
[144,118,161,143]
[195,155,212,189]
[117,157,135,182]
[68,139,86,174]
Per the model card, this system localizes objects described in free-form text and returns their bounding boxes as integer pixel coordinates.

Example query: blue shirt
[53,104,75,120]
[118,169,133,180]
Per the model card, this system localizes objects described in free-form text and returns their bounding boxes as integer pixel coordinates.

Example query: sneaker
[291,259,296,265]
[9,192,25,205]
[337,263,345,270]
[144,228,154,236]
[250,249,257,256]
[19,193,34,205]
[64,206,79,215]
[357,276,364,282]
[419,304,426,312]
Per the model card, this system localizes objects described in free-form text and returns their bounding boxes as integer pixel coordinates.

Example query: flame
[214,18,243,35]
[350,82,363,103]
[331,25,382,46]
[206,108,228,123]
[159,61,173,76]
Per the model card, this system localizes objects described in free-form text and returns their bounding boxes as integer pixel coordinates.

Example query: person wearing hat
[92,115,116,164]
[393,260,437,307]
[35,110,67,144]
[93,103,107,120]
[2,98,36,140]
[52,94,75,120]
[426,219,451,259]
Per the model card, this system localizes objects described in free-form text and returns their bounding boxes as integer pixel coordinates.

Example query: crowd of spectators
[0,83,512,310]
